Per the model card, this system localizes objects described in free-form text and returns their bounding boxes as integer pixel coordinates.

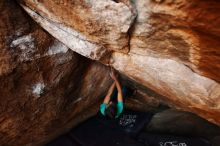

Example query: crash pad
[46,135,80,146]
[96,109,153,137]
[137,133,211,146]
[46,109,211,146]
[69,109,152,146]
[70,115,145,146]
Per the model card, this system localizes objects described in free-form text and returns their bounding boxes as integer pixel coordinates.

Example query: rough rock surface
[18,0,137,60]
[111,0,220,125]
[18,0,220,125]
[0,1,113,146]
[1,0,220,145]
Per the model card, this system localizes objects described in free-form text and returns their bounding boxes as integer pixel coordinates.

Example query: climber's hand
[100,103,107,116]
[115,101,123,118]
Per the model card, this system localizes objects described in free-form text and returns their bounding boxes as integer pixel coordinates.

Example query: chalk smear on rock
[32,83,45,97]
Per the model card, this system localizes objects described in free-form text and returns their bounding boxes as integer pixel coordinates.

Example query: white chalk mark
[47,41,69,55]
[32,83,45,97]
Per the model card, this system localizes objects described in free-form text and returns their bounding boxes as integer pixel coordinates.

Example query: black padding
[68,109,152,146]
[69,117,107,146]
[96,109,153,137]
[46,109,211,146]
[70,116,145,146]
[46,135,80,146]
[137,133,211,146]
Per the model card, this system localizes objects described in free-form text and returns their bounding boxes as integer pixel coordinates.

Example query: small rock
[146,109,220,139]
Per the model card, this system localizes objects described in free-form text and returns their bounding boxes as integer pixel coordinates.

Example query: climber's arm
[110,68,123,118]
[110,69,122,102]
[100,82,116,116]
[115,78,123,102]
[103,82,116,104]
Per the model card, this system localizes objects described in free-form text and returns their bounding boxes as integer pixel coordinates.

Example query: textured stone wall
[18,0,220,126]
[0,1,112,145]
[0,0,220,145]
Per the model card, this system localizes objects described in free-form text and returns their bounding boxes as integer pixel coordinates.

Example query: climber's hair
[105,103,117,119]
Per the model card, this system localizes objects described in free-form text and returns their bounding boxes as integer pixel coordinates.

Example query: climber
[99,68,127,119]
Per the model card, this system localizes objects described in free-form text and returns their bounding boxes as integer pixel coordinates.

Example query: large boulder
[1,0,220,145]
[0,1,113,146]
[146,109,220,139]
[111,0,220,125]
[18,0,220,126]
[18,0,137,60]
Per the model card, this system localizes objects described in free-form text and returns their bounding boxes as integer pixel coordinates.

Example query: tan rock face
[18,0,137,60]
[0,1,112,146]
[18,0,220,125]
[112,0,220,125]
[130,0,220,82]
[111,52,220,125]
